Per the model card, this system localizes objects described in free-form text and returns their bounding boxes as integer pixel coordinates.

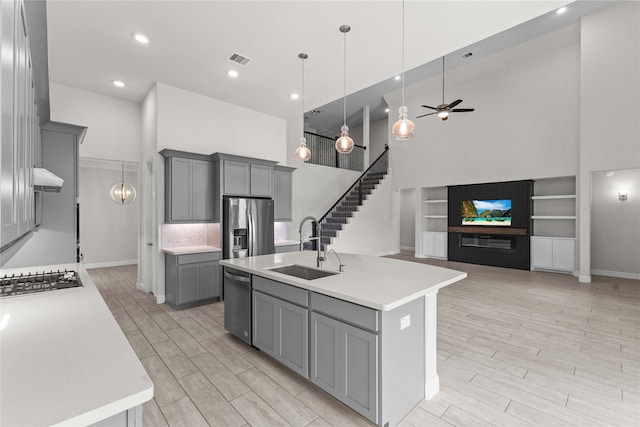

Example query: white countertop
[162,245,221,255]
[0,263,153,427]
[220,251,467,311]
[275,240,299,247]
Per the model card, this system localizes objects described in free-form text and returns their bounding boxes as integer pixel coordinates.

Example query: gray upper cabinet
[160,149,213,223]
[273,165,295,221]
[211,153,278,222]
[222,159,250,195]
[1,0,41,251]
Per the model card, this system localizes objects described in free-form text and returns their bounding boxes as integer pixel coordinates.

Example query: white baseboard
[579,275,592,283]
[591,269,640,280]
[81,259,138,269]
[375,250,400,257]
[425,374,440,400]
[400,246,415,251]
[155,294,166,304]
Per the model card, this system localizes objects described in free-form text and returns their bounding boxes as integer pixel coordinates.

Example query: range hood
[33,167,64,192]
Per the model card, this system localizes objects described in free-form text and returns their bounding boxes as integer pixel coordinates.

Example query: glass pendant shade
[438,110,450,121]
[392,106,415,140]
[335,125,354,154]
[110,163,136,205]
[295,136,311,161]
[110,181,136,205]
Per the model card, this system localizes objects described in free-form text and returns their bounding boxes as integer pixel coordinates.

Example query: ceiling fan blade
[421,105,438,110]
[452,108,475,112]
[416,112,437,118]
[447,99,463,108]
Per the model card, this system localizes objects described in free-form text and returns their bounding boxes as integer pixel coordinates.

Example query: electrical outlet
[400,315,410,330]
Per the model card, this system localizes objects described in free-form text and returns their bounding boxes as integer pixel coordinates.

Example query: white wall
[79,160,139,266]
[290,163,360,240]
[578,1,640,281]
[330,175,395,256]
[156,83,286,162]
[369,118,389,162]
[399,189,416,250]
[49,83,141,162]
[386,23,581,190]
[590,168,640,279]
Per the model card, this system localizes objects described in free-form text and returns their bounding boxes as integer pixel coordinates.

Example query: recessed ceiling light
[385,108,390,113]
[132,33,150,44]
[394,75,401,81]
[557,7,567,14]
[606,171,615,176]
[290,93,299,100]
[227,70,239,77]
[112,80,125,88]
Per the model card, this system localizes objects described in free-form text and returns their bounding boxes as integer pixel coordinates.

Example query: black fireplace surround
[448,180,532,270]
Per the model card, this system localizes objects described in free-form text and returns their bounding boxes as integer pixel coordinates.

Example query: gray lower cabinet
[310,311,378,423]
[275,244,299,254]
[165,252,221,309]
[252,277,309,378]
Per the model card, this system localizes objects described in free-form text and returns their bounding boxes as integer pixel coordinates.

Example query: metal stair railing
[308,145,389,249]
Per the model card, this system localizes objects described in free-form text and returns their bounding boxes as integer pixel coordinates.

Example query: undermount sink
[268,264,339,280]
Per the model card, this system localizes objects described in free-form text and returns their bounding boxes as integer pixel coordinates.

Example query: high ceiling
[47,0,583,129]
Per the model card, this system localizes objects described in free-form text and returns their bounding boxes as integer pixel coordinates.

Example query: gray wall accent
[399,189,416,249]
[591,168,640,276]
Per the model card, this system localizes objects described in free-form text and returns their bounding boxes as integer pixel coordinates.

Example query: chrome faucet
[326,249,345,272]
[298,216,325,268]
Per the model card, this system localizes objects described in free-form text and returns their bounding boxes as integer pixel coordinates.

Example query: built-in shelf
[423,200,447,204]
[531,195,576,200]
[531,216,576,220]
[424,215,447,219]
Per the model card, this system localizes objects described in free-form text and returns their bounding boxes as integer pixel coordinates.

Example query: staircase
[307,146,389,250]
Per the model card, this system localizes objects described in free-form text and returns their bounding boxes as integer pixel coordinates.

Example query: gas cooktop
[0,269,82,297]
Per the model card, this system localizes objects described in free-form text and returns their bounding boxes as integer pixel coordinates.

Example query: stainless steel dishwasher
[223,267,252,345]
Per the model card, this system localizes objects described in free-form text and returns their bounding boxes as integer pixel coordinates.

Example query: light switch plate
[400,315,410,330]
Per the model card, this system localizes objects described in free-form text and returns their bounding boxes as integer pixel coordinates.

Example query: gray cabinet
[165,252,221,310]
[1,0,39,250]
[252,276,308,378]
[212,153,278,222]
[273,165,295,221]
[160,150,213,223]
[310,293,379,424]
[275,244,299,254]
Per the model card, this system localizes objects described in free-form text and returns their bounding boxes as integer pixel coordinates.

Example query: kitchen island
[221,251,467,427]
[0,264,153,426]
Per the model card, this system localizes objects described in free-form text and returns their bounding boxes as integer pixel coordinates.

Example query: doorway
[141,158,156,294]
[399,189,416,252]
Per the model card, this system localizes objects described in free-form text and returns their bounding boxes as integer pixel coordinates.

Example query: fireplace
[460,234,515,250]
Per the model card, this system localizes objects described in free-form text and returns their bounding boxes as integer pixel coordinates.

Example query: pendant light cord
[343,29,347,127]
[401,0,406,108]
[121,162,125,182]
[301,57,305,124]
[442,56,445,104]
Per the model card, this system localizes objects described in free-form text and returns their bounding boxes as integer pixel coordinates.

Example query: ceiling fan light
[392,106,415,140]
[335,125,354,154]
[438,110,449,120]
[295,137,311,161]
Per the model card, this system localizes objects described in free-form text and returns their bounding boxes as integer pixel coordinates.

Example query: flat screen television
[461,199,512,226]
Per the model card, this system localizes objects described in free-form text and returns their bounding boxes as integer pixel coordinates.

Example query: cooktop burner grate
[0,270,83,297]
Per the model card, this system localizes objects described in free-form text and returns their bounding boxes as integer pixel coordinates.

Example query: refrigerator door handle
[247,203,253,257]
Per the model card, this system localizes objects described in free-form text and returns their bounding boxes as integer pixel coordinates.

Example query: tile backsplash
[162,223,220,248]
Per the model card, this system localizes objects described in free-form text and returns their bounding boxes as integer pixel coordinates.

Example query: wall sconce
[618,189,628,201]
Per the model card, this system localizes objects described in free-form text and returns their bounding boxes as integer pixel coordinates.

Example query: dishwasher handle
[224,269,250,283]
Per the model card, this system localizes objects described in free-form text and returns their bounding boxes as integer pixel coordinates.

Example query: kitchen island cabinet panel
[310,312,341,399]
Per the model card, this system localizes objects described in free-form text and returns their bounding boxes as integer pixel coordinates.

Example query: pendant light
[335,25,354,155]
[294,53,311,162]
[391,0,415,140]
[110,162,136,205]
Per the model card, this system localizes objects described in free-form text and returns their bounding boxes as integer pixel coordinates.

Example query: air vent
[229,52,251,66]
[463,52,473,58]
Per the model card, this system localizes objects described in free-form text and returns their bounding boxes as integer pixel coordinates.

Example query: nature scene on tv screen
[461,199,512,226]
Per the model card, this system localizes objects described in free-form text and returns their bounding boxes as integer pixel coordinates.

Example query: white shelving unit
[531,177,576,273]
[419,187,448,259]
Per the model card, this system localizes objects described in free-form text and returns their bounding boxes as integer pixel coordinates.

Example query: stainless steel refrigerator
[222,196,274,259]
[222,196,274,345]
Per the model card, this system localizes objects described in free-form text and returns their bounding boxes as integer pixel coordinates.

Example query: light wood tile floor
[88,254,639,427]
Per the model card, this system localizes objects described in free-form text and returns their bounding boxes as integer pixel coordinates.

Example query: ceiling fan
[417,56,475,121]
